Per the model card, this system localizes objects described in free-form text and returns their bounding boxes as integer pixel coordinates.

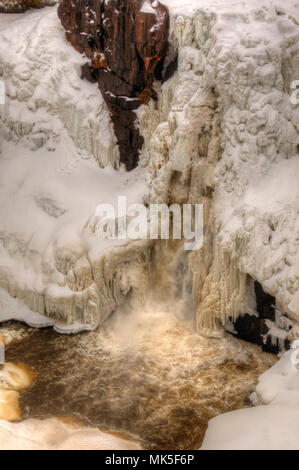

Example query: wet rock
[58,0,170,170]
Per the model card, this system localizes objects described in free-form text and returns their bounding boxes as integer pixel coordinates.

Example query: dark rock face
[232,281,291,354]
[58,0,170,170]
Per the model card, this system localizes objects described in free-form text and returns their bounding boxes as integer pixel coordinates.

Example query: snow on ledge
[0,288,92,334]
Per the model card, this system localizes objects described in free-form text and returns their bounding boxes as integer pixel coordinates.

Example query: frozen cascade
[138,0,299,337]
[0,0,298,451]
[0,2,298,338]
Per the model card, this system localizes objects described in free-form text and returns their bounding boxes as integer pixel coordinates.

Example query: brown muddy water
[1,307,276,450]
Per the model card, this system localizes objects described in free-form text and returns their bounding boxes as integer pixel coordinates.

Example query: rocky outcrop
[0,0,57,13]
[58,0,171,170]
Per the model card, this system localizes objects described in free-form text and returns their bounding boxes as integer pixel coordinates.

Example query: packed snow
[0,7,150,331]
[201,346,299,449]
[0,418,141,450]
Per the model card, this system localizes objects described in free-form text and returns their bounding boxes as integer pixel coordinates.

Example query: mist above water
[4,242,276,449]
[5,312,275,448]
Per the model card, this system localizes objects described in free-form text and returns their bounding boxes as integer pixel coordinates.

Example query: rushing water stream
[0,243,277,449]
[2,306,276,449]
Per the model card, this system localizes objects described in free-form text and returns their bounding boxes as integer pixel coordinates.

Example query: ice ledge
[0,288,92,334]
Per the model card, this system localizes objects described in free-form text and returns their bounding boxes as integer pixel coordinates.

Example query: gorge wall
[136,1,299,350]
[0,7,152,333]
[0,2,298,351]
[58,0,171,170]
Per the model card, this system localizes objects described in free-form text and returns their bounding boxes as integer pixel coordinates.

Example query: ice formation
[138,0,299,337]
[0,1,298,337]
[0,8,152,332]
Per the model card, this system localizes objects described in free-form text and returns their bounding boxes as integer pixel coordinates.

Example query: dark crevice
[162,55,179,84]
[231,280,291,354]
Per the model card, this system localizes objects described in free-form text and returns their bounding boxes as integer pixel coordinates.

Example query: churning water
[3,307,276,449]
[1,242,276,449]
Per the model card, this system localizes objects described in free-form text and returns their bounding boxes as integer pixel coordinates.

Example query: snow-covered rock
[0,1,298,335]
[0,8,151,331]
[138,0,299,335]
[0,1,57,14]
[201,346,299,449]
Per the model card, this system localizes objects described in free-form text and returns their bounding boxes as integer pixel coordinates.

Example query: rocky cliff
[58,0,171,170]
[0,2,298,349]
[137,0,299,349]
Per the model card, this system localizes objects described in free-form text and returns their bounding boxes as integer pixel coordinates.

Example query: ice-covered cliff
[0,7,152,332]
[0,1,298,342]
[0,417,141,450]
[138,0,299,343]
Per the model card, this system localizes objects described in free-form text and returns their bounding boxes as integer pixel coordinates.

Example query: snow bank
[0,418,141,450]
[201,347,299,449]
[0,1,58,14]
[253,348,299,406]
[0,7,118,167]
[201,403,299,450]
[0,7,151,331]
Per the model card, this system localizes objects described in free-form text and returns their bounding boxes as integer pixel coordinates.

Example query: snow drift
[0,417,141,450]
[0,8,151,332]
[201,346,299,450]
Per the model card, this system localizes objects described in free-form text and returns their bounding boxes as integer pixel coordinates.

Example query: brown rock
[58,0,171,170]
